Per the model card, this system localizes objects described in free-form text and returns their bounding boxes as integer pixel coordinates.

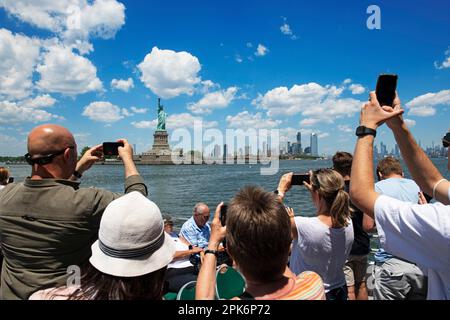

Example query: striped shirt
[254,271,325,300]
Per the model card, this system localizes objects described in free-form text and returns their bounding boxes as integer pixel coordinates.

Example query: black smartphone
[443,132,450,148]
[291,173,310,185]
[376,74,398,107]
[7,177,14,184]
[102,142,124,156]
[220,204,228,226]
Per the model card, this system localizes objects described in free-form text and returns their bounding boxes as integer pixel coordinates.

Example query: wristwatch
[274,189,285,197]
[72,170,82,179]
[204,249,218,257]
[355,126,377,138]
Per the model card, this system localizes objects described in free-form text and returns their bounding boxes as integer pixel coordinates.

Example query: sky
[0,0,449,156]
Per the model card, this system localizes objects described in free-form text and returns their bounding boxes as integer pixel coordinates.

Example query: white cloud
[253,82,361,125]
[226,111,281,129]
[343,78,352,84]
[111,77,134,92]
[199,80,219,94]
[318,132,329,139]
[246,42,253,48]
[407,106,436,117]
[0,100,62,124]
[404,119,416,127]
[188,87,238,114]
[138,47,201,99]
[255,44,269,57]
[36,44,103,95]
[132,113,217,129]
[0,0,125,54]
[280,23,292,36]
[130,107,147,114]
[434,47,450,69]
[349,83,365,95]
[0,29,41,100]
[20,94,56,108]
[406,89,450,117]
[280,17,297,39]
[82,101,125,123]
[337,124,353,133]
[235,54,243,63]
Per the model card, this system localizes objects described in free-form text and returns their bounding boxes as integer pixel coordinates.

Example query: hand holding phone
[102,142,124,156]
[291,173,310,185]
[376,74,398,107]
[443,132,450,148]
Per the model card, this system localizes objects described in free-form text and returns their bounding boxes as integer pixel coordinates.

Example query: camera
[7,177,14,184]
[443,132,450,148]
[102,142,124,156]
[291,173,310,185]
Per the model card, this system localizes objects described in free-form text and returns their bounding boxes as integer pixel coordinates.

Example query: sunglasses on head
[25,146,75,165]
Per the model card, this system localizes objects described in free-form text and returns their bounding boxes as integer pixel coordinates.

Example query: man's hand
[117,139,133,162]
[209,202,227,249]
[360,92,405,130]
[75,144,103,174]
[384,92,405,130]
[191,246,203,254]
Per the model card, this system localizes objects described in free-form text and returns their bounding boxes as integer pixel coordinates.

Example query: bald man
[179,203,211,249]
[0,124,147,300]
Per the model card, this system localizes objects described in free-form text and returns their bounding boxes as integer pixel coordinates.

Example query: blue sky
[0,0,449,156]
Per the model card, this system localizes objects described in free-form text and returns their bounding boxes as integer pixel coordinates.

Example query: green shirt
[0,175,147,300]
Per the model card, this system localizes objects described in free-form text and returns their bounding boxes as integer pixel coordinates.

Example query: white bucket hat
[90,191,176,277]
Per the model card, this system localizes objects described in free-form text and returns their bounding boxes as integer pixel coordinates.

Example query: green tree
[79,146,90,160]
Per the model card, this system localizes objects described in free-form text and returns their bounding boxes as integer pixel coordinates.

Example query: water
[3,158,449,230]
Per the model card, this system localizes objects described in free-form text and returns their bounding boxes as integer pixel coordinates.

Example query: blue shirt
[179,217,211,249]
[374,177,420,263]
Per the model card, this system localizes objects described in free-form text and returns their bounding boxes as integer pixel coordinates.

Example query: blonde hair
[311,169,351,228]
[0,167,9,185]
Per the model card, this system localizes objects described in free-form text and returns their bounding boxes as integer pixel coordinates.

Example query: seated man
[0,124,147,300]
[350,92,450,300]
[373,156,427,300]
[179,203,211,249]
[196,186,325,300]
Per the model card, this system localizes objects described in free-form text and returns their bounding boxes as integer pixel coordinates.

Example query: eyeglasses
[25,146,75,166]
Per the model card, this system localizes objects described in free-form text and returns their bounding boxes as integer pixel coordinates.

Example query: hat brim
[89,232,176,277]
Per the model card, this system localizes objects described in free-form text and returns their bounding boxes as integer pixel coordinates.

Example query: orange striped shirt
[255,271,326,300]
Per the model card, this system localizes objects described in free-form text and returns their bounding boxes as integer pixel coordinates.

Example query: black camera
[443,132,450,148]
[7,177,14,184]
[220,204,228,226]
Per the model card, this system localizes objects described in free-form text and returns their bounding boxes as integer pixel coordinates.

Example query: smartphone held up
[375,74,398,107]
[291,173,310,185]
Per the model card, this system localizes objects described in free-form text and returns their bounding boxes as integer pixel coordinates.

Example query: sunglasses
[25,146,75,165]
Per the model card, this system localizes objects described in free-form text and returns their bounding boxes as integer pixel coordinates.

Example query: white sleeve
[374,195,450,271]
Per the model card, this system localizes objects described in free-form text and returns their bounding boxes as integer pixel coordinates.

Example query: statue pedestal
[152,130,170,151]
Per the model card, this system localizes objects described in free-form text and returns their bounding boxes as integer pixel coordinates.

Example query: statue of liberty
[156,98,167,131]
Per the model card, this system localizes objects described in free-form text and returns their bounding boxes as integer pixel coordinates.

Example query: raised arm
[385,99,449,205]
[350,92,404,218]
[195,203,226,300]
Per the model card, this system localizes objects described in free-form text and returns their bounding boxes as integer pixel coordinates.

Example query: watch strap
[204,249,218,257]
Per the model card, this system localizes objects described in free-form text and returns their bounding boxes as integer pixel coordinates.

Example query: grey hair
[193,202,208,215]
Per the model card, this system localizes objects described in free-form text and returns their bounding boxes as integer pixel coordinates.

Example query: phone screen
[443,132,450,148]
[291,173,310,185]
[102,142,124,156]
[376,74,398,107]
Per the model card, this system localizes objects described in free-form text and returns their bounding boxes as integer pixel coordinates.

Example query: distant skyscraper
[310,133,318,156]
[296,132,302,152]
[213,144,221,158]
[133,144,137,155]
[374,145,379,159]
[262,141,267,156]
[380,142,387,158]
[304,146,311,154]
[223,144,228,161]
[395,144,400,158]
